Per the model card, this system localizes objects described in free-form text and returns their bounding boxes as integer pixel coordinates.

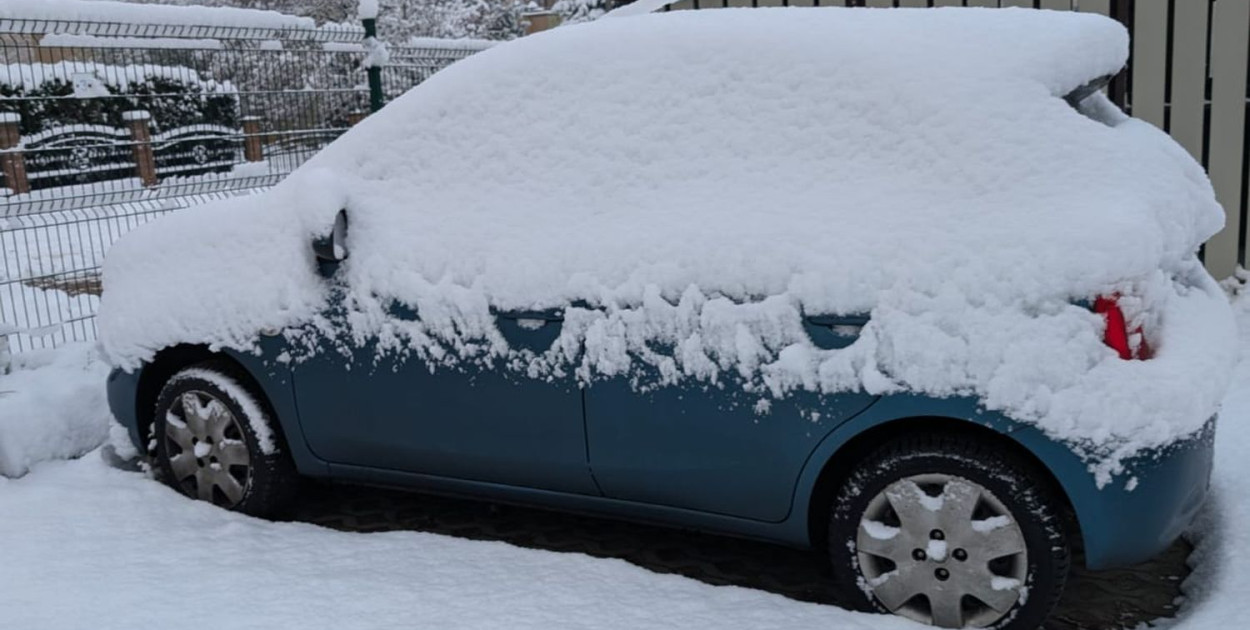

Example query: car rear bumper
[1070,417,1216,569]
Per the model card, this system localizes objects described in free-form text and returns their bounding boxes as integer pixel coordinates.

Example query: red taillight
[1094,296,1132,359]
[1094,295,1150,360]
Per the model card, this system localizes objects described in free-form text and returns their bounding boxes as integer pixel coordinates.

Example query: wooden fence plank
[1001,1,1032,7]
[865,0,895,8]
[755,0,785,6]
[1204,0,1250,278]
[965,1,999,8]
[726,0,753,7]
[666,0,698,9]
[1075,0,1110,14]
[932,0,964,6]
[1130,0,1169,127]
[1039,0,1072,10]
[1169,0,1210,161]
[898,0,929,7]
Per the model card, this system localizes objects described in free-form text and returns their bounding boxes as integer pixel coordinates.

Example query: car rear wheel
[827,432,1070,629]
[153,360,296,517]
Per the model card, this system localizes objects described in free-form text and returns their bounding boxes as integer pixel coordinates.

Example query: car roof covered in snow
[288,6,1214,312]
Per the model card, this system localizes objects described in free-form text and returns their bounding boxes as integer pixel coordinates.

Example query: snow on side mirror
[312,209,350,269]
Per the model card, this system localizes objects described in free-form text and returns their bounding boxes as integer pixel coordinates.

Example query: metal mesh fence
[0,17,486,353]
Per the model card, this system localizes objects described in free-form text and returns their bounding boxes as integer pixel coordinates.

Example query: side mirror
[312,209,349,267]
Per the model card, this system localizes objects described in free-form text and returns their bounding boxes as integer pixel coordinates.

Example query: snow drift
[98,7,1237,479]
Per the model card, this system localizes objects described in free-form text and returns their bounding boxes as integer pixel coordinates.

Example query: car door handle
[495,310,564,326]
[802,314,868,350]
[495,310,564,352]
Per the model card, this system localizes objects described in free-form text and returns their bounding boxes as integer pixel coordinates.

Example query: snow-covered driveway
[0,456,922,630]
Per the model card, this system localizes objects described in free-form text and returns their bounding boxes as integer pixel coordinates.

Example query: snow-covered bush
[552,0,612,24]
[0,343,111,478]
[0,63,238,134]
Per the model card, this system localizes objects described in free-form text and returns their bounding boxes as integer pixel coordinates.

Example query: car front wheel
[153,360,296,517]
[827,432,1070,629]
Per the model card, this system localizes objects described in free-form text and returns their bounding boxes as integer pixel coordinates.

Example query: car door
[291,302,597,495]
[583,313,878,522]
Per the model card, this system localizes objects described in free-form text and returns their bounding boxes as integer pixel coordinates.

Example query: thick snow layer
[0,460,920,630]
[39,33,225,50]
[1167,293,1250,629]
[0,343,110,478]
[98,8,1236,473]
[0,0,315,30]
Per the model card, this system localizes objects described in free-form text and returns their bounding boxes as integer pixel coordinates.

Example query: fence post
[362,17,385,113]
[0,112,30,195]
[123,110,158,188]
[241,115,264,162]
[0,330,10,375]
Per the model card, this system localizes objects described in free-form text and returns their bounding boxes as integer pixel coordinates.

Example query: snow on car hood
[99,7,1237,480]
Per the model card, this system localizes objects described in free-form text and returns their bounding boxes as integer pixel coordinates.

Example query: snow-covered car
[100,7,1236,630]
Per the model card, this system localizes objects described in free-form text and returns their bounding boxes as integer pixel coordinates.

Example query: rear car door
[583,313,878,522]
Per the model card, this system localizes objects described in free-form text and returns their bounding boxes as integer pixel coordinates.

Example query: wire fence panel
[0,16,485,353]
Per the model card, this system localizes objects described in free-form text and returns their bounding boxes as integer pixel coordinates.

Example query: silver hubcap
[856,474,1028,628]
[163,390,252,508]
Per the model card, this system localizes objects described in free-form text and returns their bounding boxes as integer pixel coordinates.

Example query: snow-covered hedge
[0,343,111,478]
[0,62,237,134]
[99,8,1237,482]
[0,0,316,31]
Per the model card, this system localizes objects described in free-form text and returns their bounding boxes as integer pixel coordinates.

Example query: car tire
[153,360,297,518]
[827,432,1070,629]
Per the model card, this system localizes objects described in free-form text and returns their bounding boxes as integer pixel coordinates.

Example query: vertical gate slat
[755,0,785,6]
[865,0,895,8]
[726,0,753,7]
[1169,0,1210,162]
[932,0,964,6]
[1131,0,1169,128]
[899,0,929,7]
[1076,0,1110,15]
[667,0,698,10]
[1001,1,1033,8]
[1204,0,1250,278]
[1039,0,1071,10]
[965,0,999,7]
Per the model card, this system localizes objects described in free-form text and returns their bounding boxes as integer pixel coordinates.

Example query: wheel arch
[801,412,1081,557]
[131,344,323,476]
[134,344,227,453]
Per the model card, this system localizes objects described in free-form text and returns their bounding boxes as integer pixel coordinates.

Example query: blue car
[102,8,1228,630]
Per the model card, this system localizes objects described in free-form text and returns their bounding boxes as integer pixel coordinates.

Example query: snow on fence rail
[0,9,487,353]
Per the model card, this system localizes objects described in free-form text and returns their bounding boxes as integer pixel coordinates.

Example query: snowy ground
[0,300,1248,628]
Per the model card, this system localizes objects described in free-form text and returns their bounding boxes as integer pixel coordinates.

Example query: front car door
[290,302,597,495]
